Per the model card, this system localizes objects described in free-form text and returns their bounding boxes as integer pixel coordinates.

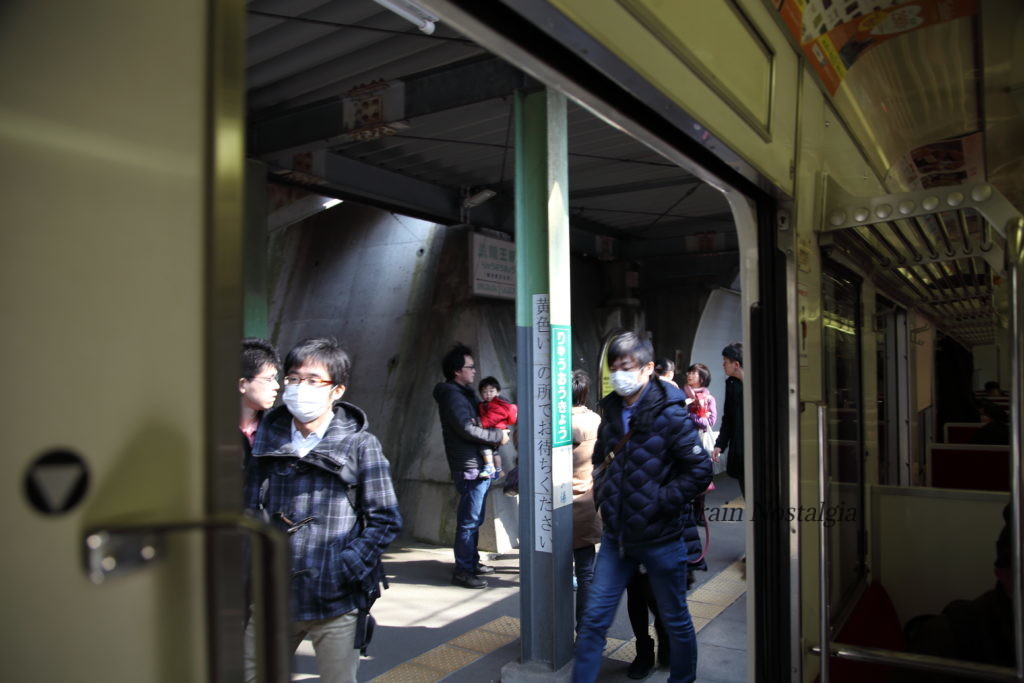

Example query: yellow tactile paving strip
[368,617,518,682]
[367,564,745,681]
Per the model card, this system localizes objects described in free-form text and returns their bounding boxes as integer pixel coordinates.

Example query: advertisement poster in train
[776,0,978,95]
[885,132,986,190]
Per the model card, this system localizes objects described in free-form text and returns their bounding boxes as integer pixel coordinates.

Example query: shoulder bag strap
[594,428,634,475]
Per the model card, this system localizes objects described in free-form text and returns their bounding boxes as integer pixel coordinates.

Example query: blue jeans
[573,545,597,633]
[573,535,697,683]
[452,474,490,574]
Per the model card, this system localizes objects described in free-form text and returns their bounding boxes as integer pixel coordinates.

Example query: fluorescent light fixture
[462,189,496,209]
[322,198,343,209]
[371,0,439,35]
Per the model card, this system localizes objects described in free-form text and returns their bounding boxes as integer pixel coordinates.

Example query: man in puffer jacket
[572,331,712,683]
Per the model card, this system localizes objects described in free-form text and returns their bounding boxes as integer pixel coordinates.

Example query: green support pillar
[502,88,574,682]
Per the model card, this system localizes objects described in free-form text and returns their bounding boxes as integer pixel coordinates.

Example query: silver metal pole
[1008,217,1024,680]
[817,403,830,683]
[809,643,1019,682]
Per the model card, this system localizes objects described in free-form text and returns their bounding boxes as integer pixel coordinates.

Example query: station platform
[292,476,748,682]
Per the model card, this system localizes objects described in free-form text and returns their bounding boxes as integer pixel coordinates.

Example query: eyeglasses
[463,364,476,370]
[251,375,279,385]
[283,375,335,388]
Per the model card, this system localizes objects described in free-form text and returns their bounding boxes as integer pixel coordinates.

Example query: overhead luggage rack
[820,180,1022,347]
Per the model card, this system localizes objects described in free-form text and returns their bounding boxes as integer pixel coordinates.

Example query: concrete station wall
[264,201,620,550]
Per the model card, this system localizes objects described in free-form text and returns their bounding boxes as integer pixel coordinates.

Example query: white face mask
[283,383,334,423]
[610,369,645,397]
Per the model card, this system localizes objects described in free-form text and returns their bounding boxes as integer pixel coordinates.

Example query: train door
[0,2,289,681]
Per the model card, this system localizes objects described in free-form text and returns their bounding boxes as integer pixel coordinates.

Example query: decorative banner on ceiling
[776,0,978,95]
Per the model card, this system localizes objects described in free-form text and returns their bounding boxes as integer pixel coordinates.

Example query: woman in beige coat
[571,369,603,633]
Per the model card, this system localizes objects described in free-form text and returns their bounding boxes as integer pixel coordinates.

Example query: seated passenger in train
[982,380,1006,397]
[903,504,1014,680]
[969,400,1010,446]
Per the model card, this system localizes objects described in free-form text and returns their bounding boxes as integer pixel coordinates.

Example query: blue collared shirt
[621,381,651,432]
[290,419,329,457]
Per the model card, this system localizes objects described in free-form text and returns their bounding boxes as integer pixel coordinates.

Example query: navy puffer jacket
[593,378,713,549]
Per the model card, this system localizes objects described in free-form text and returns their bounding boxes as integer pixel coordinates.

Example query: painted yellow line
[368,616,518,682]
[366,563,744,681]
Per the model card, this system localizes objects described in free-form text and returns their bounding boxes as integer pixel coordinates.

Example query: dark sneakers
[474,563,495,575]
[452,571,487,589]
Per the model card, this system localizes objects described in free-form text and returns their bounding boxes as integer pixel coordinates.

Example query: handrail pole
[814,403,830,683]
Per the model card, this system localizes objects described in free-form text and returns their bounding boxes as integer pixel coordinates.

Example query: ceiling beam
[265,150,508,228]
[249,56,536,157]
[568,176,700,200]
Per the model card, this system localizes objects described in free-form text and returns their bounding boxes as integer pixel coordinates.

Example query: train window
[822,261,868,619]
[875,296,909,486]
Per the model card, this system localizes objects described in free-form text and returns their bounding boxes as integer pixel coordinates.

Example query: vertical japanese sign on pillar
[531,294,553,552]
[531,295,572,553]
[550,323,573,508]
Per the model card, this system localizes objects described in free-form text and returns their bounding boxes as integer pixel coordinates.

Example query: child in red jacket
[478,376,518,479]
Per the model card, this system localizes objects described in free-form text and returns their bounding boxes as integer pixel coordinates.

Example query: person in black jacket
[572,332,712,683]
[433,343,509,589]
[714,342,745,498]
[970,400,1010,445]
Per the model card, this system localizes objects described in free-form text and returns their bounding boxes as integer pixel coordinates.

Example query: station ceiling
[245,0,739,289]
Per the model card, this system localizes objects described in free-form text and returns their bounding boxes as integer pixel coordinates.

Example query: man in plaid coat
[243,337,402,683]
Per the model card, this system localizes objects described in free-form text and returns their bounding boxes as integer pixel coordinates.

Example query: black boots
[627,635,655,679]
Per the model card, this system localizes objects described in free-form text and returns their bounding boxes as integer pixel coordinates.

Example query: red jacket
[478,396,518,429]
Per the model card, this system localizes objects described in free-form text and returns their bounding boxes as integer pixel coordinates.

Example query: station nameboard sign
[469,232,515,300]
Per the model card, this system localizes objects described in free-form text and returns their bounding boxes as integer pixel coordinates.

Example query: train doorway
[243,1,792,681]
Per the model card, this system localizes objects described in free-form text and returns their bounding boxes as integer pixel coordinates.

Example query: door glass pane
[822,263,867,618]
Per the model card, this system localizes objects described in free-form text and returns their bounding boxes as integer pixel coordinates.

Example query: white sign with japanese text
[469,232,515,300]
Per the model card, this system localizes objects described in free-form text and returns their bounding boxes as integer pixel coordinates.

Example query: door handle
[83,514,291,683]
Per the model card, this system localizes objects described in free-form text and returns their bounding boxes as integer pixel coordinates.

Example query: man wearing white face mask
[244,337,401,683]
[573,331,711,683]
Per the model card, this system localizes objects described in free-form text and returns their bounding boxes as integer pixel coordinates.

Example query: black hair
[687,362,711,388]
[984,380,1003,394]
[284,337,351,386]
[722,342,743,366]
[606,331,654,367]
[655,358,675,377]
[479,376,501,392]
[442,343,473,380]
[572,369,590,407]
[241,338,280,380]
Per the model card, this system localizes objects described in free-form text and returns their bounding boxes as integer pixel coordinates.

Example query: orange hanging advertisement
[777,0,978,95]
